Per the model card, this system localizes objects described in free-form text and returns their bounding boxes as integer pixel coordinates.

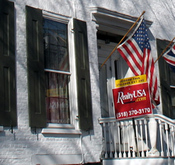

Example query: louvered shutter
[74,19,93,131]
[26,6,46,128]
[157,39,172,117]
[0,0,16,126]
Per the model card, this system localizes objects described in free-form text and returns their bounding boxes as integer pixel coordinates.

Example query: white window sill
[41,128,81,135]
[0,126,3,132]
[41,124,81,135]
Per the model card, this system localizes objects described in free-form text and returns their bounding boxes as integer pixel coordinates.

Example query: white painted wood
[103,158,175,165]
[99,114,175,159]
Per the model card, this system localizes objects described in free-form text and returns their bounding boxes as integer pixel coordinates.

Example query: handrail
[99,114,175,125]
[153,114,175,124]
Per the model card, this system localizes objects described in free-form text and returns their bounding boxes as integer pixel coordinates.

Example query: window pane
[45,72,70,124]
[43,18,70,124]
[43,19,69,71]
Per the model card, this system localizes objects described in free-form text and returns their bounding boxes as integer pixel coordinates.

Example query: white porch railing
[99,114,175,159]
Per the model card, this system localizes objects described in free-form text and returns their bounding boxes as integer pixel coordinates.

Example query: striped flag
[163,43,175,72]
[117,16,160,106]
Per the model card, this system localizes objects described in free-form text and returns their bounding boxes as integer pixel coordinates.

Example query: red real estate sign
[113,75,152,120]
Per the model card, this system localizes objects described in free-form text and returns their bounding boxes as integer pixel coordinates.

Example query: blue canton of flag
[163,44,175,72]
[133,19,151,52]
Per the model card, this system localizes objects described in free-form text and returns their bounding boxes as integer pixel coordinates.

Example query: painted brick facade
[0,0,175,164]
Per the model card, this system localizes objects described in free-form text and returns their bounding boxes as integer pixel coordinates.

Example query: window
[157,39,175,118]
[26,6,93,131]
[0,0,16,127]
[43,19,70,124]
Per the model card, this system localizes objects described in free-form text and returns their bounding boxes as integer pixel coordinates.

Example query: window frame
[42,12,80,132]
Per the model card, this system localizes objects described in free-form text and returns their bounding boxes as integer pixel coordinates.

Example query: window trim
[41,12,80,134]
[43,10,70,24]
[41,123,81,135]
[41,127,82,135]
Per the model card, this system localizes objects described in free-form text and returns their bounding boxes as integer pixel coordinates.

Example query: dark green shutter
[157,39,172,118]
[0,0,16,127]
[26,6,46,128]
[74,19,93,131]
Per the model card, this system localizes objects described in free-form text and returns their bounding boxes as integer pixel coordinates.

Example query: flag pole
[100,11,146,68]
[154,37,175,64]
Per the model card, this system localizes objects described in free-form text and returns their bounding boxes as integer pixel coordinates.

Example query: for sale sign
[113,75,152,120]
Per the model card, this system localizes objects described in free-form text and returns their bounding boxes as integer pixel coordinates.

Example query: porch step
[103,158,175,165]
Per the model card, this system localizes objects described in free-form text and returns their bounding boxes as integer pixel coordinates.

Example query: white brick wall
[0,0,175,164]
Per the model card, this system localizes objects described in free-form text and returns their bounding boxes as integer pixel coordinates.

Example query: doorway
[97,34,133,118]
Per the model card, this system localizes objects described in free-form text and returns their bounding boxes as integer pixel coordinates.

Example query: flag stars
[133,20,151,51]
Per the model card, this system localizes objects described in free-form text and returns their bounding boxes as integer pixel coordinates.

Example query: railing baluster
[127,121,131,158]
[172,125,175,157]
[117,121,122,158]
[105,122,109,158]
[102,122,108,158]
[113,122,118,158]
[108,122,113,158]
[122,121,126,158]
[165,123,170,157]
[170,125,174,157]
[158,120,164,157]
[107,122,110,158]
[130,121,135,158]
[144,118,149,157]
[134,119,139,157]
[139,120,144,157]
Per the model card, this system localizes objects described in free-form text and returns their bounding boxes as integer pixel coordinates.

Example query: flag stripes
[163,44,175,68]
[117,16,160,106]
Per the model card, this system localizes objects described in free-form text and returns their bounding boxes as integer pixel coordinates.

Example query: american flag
[163,44,175,72]
[117,16,160,106]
